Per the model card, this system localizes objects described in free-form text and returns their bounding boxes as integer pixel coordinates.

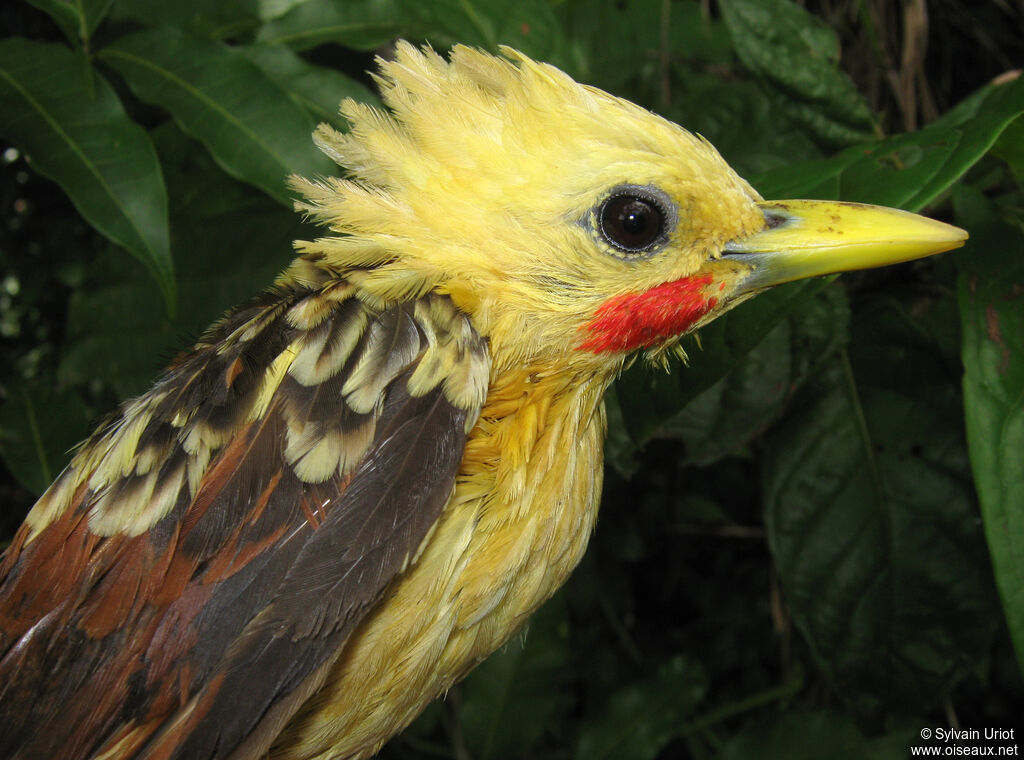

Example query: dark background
[2,1,1023,758]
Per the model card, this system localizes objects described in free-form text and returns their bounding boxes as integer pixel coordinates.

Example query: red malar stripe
[579,273,717,353]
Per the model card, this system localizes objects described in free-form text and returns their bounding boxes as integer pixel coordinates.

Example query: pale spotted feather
[16,281,487,543]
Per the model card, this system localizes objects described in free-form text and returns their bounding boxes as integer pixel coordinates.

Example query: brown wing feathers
[0,283,489,760]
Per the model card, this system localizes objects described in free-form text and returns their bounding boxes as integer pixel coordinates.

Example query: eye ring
[595,185,676,257]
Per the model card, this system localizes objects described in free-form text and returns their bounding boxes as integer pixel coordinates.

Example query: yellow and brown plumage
[0,43,965,759]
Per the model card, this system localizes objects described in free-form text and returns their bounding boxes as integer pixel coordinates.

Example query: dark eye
[599,192,668,254]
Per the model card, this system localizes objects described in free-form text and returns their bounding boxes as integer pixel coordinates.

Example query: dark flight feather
[0,283,489,760]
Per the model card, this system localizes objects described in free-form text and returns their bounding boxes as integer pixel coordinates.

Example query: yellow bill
[723,200,968,292]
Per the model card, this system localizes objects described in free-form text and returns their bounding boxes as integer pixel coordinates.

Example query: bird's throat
[578,273,717,353]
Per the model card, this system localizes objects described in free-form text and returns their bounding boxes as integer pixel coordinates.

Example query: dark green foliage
[1,0,1022,757]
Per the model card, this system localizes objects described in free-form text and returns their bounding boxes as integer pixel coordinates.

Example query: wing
[0,277,490,760]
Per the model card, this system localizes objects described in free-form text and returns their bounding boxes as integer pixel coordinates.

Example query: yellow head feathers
[290,42,765,370]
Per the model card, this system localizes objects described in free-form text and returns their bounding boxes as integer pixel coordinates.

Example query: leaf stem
[839,348,884,501]
[22,389,50,486]
[680,675,804,737]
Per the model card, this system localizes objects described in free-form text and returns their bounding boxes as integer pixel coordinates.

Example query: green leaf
[616,278,832,446]
[59,203,298,396]
[718,0,875,147]
[930,72,1024,131]
[558,0,664,92]
[763,296,999,716]
[954,184,1024,674]
[25,0,79,45]
[100,27,333,205]
[992,116,1024,187]
[256,0,413,51]
[257,0,306,22]
[657,284,849,466]
[573,656,706,760]
[675,75,825,178]
[240,44,378,129]
[79,0,115,38]
[0,39,173,307]
[0,385,91,496]
[720,711,916,760]
[397,0,565,61]
[754,74,1024,210]
[58,125,303,397]
[28,0,113,45]
[110,0,262,39]
[458,595,570,760]
[559,0,822,177]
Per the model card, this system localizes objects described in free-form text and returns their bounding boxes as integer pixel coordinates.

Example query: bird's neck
[274,356,614,759]
[462,358,614,481]
[454,357,613,611]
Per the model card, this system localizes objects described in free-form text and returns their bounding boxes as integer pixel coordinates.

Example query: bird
[0,42,966,760]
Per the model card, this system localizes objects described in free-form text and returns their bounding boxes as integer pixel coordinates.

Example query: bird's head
[293,43,966,375]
